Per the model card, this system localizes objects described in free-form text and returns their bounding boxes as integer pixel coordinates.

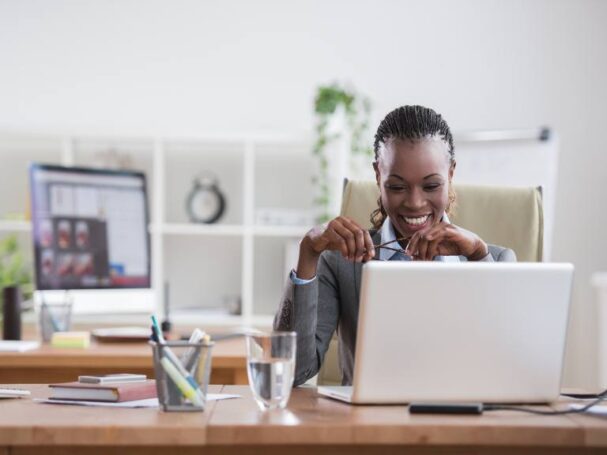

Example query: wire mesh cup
[245,331,297,410]
[151,340,214,412]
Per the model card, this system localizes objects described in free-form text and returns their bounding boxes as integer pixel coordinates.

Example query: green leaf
[311,82,373,217]
[0,234,32,291]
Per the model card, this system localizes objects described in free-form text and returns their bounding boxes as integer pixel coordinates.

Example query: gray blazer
[273,230,516,387]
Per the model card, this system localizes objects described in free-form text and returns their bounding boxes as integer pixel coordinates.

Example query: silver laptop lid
[351,262,574,404]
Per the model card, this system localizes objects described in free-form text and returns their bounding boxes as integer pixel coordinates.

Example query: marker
[181,328,206,367]
[160,356,204,407]
[150,324,159,343]
[151,315,166,343]
[163,343,202,391]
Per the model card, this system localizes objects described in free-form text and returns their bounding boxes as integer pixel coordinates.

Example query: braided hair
[370,105,456,229]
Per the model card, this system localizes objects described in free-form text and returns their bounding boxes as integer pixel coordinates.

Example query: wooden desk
[0,338,248,385]
[0,385,606,454]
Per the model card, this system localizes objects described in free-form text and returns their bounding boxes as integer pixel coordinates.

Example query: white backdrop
[1,0,606,389]
[454,131,558,260]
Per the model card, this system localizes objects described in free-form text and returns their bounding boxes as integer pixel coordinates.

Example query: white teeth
[403,215,430,225]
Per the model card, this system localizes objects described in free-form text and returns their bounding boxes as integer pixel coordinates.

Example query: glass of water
[245,331,296,410]
[39,301,72,342]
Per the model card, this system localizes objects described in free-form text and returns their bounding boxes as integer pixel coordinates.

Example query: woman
[274,105,516,387]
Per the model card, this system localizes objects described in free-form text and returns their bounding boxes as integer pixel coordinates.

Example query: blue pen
[151,315,165,343]
[150,325,159,343]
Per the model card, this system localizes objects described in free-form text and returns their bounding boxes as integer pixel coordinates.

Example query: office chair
[316,179,544,386]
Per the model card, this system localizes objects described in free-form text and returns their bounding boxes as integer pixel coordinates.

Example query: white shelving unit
[0,221,31,232]
[0,133,317,328]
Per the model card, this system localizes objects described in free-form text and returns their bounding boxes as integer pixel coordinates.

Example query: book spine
[115,381,157,402]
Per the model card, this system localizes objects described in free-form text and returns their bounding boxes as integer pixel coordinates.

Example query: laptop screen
[29,163,151,290]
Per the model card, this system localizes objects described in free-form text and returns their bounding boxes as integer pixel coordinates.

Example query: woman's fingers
[317,216,488,263]
[416,235,429,261]
[324,225,349,258]
[325,217,370,262]
[407,225,445,261]
[405,232,419,258]
[404,222,490,261]
[406,229,429,259]
[421,226,446,260]
[426,236,442,261]
[330,219,357,260]
[363,230,376,261]
[341,217,368,261]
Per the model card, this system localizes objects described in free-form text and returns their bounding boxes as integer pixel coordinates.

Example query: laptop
[318,261,574,404]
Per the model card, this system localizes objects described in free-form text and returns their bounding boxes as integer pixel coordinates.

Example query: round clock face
[187,181,226,224]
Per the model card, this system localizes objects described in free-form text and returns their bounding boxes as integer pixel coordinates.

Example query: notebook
[318,261,574,404]
[0,340,40,352]
[0,387,31,398]
[48,380,157,402]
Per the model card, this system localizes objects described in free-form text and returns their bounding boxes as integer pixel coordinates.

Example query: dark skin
[296,136,488,280]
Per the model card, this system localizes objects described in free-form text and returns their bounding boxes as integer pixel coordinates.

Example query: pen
[160,356,204,407]
[150,324,159,343]
[181,328,206,367]
[41,298,61,333]
[151,315,166,343]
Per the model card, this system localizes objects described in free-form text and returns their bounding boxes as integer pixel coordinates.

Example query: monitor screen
[29,164,151,290]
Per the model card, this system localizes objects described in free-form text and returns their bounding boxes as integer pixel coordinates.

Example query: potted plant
[312,83,373,223]
[0,234,33,317]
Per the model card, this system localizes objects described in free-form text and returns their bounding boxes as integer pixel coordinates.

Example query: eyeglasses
[371,237,410,256]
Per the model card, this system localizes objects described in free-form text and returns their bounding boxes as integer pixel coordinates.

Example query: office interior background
[0,0,606,390]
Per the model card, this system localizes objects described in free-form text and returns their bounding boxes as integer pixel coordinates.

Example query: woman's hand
[405,221,488,261]
[296,216,375,279]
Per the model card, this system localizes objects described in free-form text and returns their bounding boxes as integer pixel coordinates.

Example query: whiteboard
[453,128,558,260]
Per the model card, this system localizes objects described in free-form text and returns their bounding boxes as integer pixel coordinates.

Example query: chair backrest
[316,179,544,386]
[340,179,544,262]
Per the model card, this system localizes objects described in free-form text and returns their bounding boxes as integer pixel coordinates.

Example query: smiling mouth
[401,214,431,226]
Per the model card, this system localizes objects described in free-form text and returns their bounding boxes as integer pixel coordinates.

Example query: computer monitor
[29,163,151,290]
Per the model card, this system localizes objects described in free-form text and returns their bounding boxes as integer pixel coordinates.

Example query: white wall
[1,0,606,389]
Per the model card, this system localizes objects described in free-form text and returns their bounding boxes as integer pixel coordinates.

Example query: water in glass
[247,358,295,409]
[246,332,296,410]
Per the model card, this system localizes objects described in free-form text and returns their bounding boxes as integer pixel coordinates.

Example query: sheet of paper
[569,403,607,415]
[35,398,160,408]
[206,393,241,401]
[0,341,40,352]
[34,393,241,408]
[0,388,31,398]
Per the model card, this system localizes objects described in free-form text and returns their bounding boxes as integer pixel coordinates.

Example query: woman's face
[374,137,454,239]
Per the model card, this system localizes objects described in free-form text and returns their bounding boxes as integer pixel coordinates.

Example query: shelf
[158,223,309,237]
[253,225,308,237]
[169,309,250,327]
[22,310,275,329]
[160,223,244,236]
[0,133,313,326]
[248,315,275,327]
[170,311,274,328]
[0,220,32,232]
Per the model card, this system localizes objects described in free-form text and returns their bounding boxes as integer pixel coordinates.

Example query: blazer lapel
[353,230,382,304]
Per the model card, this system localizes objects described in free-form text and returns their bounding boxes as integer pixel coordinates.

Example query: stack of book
[49,375,156,403]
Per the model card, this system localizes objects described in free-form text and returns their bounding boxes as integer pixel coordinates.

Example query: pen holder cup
[39,302,72,342]
[150,340,214,412]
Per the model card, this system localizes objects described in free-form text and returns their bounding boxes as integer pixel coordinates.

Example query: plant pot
[2,285,22,340]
